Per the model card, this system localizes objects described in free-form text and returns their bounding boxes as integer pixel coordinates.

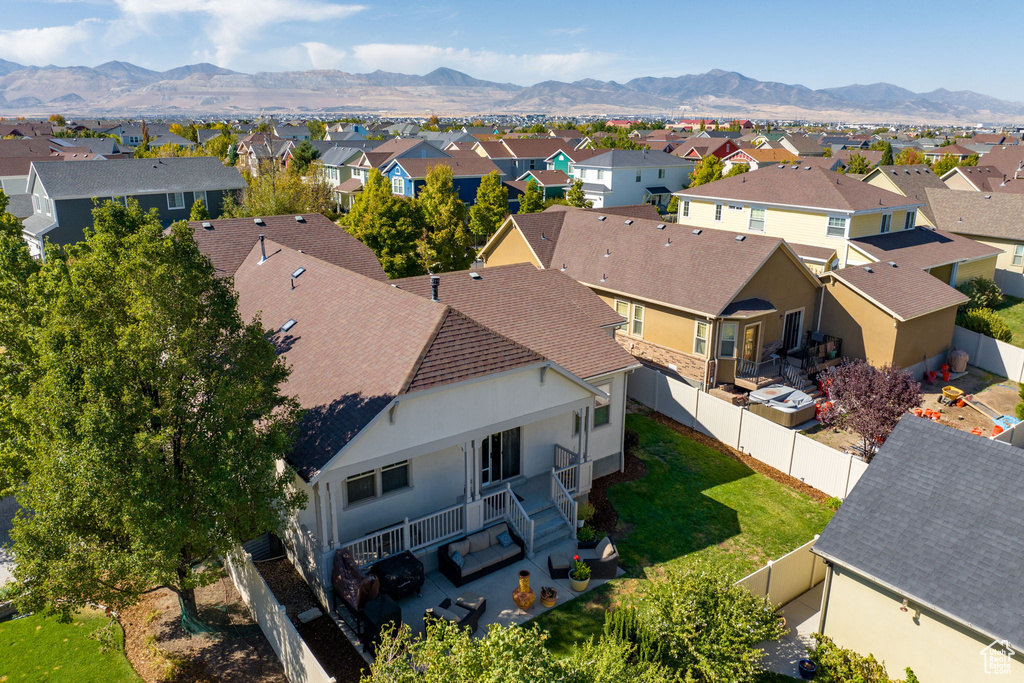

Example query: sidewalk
[758,582,823,677]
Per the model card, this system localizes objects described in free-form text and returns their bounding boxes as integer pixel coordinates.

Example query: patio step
[529,503,574,554]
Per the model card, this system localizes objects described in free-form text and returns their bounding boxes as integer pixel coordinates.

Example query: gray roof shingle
[32,157,246,199]
[814,417,1024,649]
[926,188,1024,240]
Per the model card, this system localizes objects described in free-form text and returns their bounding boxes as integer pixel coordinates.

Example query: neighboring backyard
[994,295,1024,348]
[531,411,834,657]
[0,607,143,683]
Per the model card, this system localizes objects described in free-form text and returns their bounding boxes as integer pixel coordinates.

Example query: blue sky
[1,0,1021,100]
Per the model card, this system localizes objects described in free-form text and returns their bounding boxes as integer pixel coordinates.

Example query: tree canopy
[0,199,304,626]
[468,171,509,240]
[565,179,593,208]
[518,178,546,213]
[724,162,749,178]
[221,160,334,219]
[289,140,322,175]
[688,154,724,187]
[345,169,425,279]
[844,153,871,175]
[880,142,894,166]
[416,165,474,273]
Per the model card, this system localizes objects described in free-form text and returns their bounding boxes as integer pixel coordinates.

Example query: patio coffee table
[547,553,570,579]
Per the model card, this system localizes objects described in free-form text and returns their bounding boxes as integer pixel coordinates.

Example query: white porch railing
[342,523,404,567]
[409,503,465,551]
[550,468,578,540]
[481,487,508,525]
[554,443,578,469]
[554,462,578,494]
[503,483,536,556]
[342,503,467,567]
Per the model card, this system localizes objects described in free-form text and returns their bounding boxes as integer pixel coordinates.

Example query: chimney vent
[430,275,440,302]
[201,221,213,230]
[295,215,305,222]
[258,234,267,263]
[254,217,264,225]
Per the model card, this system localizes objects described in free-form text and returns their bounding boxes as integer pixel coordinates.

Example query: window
[1014,245,1024,267]
[714,203,723,222]
[32,194,40,213]
[636,171,642,182]
[880,213,892,233]
[720,322,737,357]
[694,321,708,355]
[346,470,376,504]
[529,159,536,170]
[632,304,645,337]
[728,204,743,211]
[748,207,765,232]
[391,176,405,194]
[682,200,690,218]
[597,170,605,181]
[194,190,207,209]
[827,216,847,237]
[594,383,612,427]
[381,461,409,494]
[904,210,916,230]
[614,299,629,327]
[167,192,185,210]
[658,168,666,179]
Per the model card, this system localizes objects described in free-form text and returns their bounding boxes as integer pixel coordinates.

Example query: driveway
[0,496,17,585]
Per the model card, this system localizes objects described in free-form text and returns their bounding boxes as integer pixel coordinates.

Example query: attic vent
[735,235,745,242]
[657,223,666,229]
[985,195,992,199]
[624,220,633,225]
[863,266,873,273]
[281,319,297,332]
[887,261,897,268]
[295,215,305,222]
[470,271,482,280]
[254,218,265,225]
[691,229,701,235]
[778,164,785,169]
[201,221,213,230]
[291,267,306,278]
[596,216,607,222]
[804,166,810,170]
[600,274,607,282]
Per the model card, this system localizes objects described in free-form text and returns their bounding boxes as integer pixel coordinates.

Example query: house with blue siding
[382,156,503,204]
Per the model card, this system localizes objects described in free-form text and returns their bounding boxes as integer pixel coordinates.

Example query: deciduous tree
[416,165,473,272]
[0,200,305,627]
[565,178,593,208]
[724,162,749,178]
[845,153,871,175]
[518,178,545,213]
[468,171,508,240]
[688,154,724,187]
[189,198,209,221]
[345,169,424,279]
[895,147,926,165]
[306,120,326,141]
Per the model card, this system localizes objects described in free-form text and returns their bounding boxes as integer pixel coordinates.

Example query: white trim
[672,193,922,216]
[719,321,738,358]
[167,192,185,210]
[782,307,805,352]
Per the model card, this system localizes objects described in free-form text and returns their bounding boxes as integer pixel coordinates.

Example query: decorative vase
[512,569,535,610]
[569,573,590,592]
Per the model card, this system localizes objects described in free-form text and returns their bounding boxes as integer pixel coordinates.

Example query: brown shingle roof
[849,226,1001,270]
[976,145,1024,177]
[475,140,513,159]
[186,213,386,282]
[390,156,501,178]
[233,241,545,480]
[335,177,363,193]
[943,165,1024,194]
[676,165,922,212]
[521,169,571,185]
[925,188,1024,241]
[501,138,574,159]
[393,264,637,380]
[828,263,967,321]
[789,242,837,261]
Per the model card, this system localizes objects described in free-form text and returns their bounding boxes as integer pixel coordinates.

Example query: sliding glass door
[480,428,521,486]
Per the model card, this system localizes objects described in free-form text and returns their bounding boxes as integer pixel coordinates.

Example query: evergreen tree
[845,153,871,175]
[289,141,321,175]
[346,169,424,279]
[518,179,545,213]
[881,142,894,166]
[468,171,509,241]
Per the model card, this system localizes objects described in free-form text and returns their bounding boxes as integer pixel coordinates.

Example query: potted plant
[798,658,817,680]
[569,555,591,592]
[576,525,596,544]
[540,586,557,608]
[576,500,595,529]
[0,582,19,620]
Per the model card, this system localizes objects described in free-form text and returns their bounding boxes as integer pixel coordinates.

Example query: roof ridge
[398,304,452,396]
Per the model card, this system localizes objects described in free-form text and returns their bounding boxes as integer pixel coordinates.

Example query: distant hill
[0,61,1021,122]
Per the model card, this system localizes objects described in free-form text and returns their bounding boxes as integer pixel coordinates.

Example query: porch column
[576,409,583,460]
[328,478,340,549]
[463,441,473,502]
[473,437,483,500]
[464,439,484,532]
[583,405,591,462]
[316,482,330,551]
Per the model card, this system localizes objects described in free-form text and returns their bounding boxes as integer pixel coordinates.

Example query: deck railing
[342,523,404,567]
[408,503,464,552]
[503,483,536,556]
[550,468,577,540]
[736,357,781,381]
[554,462,578,494]
[554,444,578,469]
[481,487,508,525]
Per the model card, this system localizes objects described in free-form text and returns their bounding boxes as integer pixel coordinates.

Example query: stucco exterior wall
[892,306,957,370]
[595,290,702,357]
[819,278,898,365]
[732,248,820,349]
[958,236,1024,297]
[822,566,1024,682]
[848,209,913,238]
[928,262,954,285]
[482,226,543,268]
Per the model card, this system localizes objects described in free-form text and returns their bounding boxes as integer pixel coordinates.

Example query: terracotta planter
[512,569,535,610]
[540,587,557,608]
[569,574,590,592]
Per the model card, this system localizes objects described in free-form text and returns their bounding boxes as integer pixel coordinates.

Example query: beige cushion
[471,547,502,568]
[468,530,491,554]
[596,537,615,559]
[495,543,520,562]
[460,555,484,576]
[456,591,485,611]
[428,606,464,623]
[449,539,470,559]
[487,523,509,546]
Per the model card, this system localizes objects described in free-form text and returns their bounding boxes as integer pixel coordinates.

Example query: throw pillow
[497,531,513,548]
[451,549,465,569]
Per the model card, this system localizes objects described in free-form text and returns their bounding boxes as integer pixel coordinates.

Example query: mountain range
[0,61,1020,123]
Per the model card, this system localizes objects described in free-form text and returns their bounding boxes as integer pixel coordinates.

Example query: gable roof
[232,241,544,481]
[849,226,1000,270]
[925,188,1024,240]
[826,261,967,321]
[500,138,574,160]
[355,138,435,168]
[864,165,946,203]
[393,264,638,380]
[31,157,246,199]
[974,145,1024,177]
[518,169,572,185]
[186,213,386,281]
[813,417,1024,649]
[923,143,974,157]
[942,165,1024,194]
[387,155,500,178]
[676,164,922,213]
[570,149,692,169]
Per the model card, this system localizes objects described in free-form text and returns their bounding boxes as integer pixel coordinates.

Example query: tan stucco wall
[595,291,701,355]
[863,171,901,195]
[928,262,954,285]
[964,236,1022,273]
[483,226,542,268]
[822,566,1024,682]
[892,306,957,369]
[819,278,898,365]
[956,255,998,285]
[732,248,820,350]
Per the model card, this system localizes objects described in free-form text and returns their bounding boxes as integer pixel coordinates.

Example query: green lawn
[531,412,834,656]
[0,608,142,683]
[993,295,1024,347]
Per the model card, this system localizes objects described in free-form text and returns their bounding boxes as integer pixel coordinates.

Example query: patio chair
[424,591,486,635]
[576,537,619,580]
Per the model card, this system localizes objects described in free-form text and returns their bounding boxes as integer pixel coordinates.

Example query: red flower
[573,555,579,561]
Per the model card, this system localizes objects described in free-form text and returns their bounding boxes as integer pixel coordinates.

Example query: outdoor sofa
[438,522,525,587]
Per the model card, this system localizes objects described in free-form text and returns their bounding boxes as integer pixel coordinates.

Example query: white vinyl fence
[735,536,827,608]
[628,365,868,499]
[953,325,1024,384]
[226,549,337,683]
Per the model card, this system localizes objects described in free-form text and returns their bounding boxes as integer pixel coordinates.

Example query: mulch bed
[296,617,370,683]
[587,451,647,535]
[254,558,320,621]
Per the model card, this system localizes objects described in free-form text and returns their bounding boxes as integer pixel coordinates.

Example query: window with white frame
[167,192,185,210]
[658,168,666,179]
[615,299,629,327]
[635,170,642,182]
[346,460,410,505]
[392,176,405,194]
[1014,245,1024,267]
[748,207,765,232]
[32,194,40,213]
[904,210,916,230]
[194,190,208,209]
[632,304,645,337]
[728,204,743,211]
[714,203,723,221]
[880,213,892,233]
[594,383,612,427]
[694,321,708,355]
[720,322,737,357]
[597,169,605,181]
[682,200,690,218]
[827,216,847,237]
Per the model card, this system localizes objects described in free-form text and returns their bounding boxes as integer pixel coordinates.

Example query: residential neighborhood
[2,7,1024,682]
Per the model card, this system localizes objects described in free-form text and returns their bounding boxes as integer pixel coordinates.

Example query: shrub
[577,525,596,542]
[956,277,1003,310]
[808,633,895,682]
[824,496,842,511]
[956,307,1013,343]
[577,500,596,523]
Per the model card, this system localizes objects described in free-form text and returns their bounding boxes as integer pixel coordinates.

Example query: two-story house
[559,149,693,209]
[22,157,246,259]
[472,138,574,178]
[382,156,503,203]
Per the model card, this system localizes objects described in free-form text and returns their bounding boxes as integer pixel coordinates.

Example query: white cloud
[112,0,366,67]
[301,42,348,70]
[347,44,617,83]
[0,20,106,65]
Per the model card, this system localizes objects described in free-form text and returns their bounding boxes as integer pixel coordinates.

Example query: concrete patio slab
[758,582,824,678]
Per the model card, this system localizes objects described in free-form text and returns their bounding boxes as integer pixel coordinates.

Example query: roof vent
[604,249,610,257]
[201,221,213,230]
[560,264,566,272]
[778,164,785,168]
[624,220,633,225]
[863,266,873,273]
[887,261,897,268]
[691,229,701,235]
[804,166,810,170]
[470,271,482,280]
[665,239,672,247]
[281,319,297,332]
[985,195,992,199]
[735,235,746,242]
[600,274,607,282]
[430,275,440,302]
[657,223,666,229]
[540,232,547,240]
[254,218,264,225]
[597,216,606,221]
[295,215,305,222]
[291,267,306,279]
